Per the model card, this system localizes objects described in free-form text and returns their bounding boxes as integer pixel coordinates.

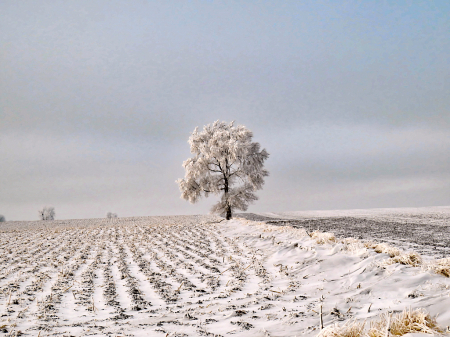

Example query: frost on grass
[310,231,337,245]
[425,258,450,278]
[317,319,366,337]
[364,242,401,258]
[317,308,445,337]
[341,238,367,253]
[367,308,444,337]
[381,252,423,268]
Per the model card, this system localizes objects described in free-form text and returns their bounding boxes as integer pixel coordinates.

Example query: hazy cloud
[1,1,449,220]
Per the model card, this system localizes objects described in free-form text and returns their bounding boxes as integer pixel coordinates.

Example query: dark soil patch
[237,213,450,258]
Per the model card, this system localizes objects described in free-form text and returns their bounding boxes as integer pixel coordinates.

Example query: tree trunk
[224,174,232,220]
[226,204,232,220]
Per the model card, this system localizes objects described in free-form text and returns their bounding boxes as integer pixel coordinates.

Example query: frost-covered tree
[39,206,55,220]
[106,212,118,219]
[177,120,269,220]
[0,215,5,222]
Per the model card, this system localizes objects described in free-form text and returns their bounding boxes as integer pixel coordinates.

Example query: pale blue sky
[1,1,449,220]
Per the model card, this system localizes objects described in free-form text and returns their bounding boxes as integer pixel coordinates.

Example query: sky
[1,1,449,221]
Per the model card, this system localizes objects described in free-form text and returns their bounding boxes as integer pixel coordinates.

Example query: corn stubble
[1,216,450,336]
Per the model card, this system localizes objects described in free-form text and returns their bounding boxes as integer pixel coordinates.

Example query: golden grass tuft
[372,243,401,258]
[342,237,360,245]
[317,319,366,337]
[367,308,444,337]
[316,308,446,337]
[363,241,377,249]
[391,252,422,267]
[363,241,400,257]
[341,238,367,252]
[311,231,337,245]
[381,252,423,268]
[425,258,450,278]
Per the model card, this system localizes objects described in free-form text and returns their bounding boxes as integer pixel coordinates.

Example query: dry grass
[392,252,423,267]
[341,238,367,252]
[316,308,446,337]
[367,308,444,337]
[371,243,401,258]
[380,252,423,268]
[259,223,447,279]
[425,258,450,278]
[252,221,449,281]
[363,240,450,278]
[311,231,338,245]
[317,319,366,337]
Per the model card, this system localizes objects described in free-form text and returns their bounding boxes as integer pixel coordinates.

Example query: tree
[39,206,55,220]
[177,120,269,220]
[106,212,118,219]
[0,215,5,222]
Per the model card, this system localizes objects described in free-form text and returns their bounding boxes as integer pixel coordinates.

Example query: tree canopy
[177,120,269,220]
[39,206,55,220]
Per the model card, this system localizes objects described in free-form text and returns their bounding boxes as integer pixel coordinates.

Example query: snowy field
[1,212,450,336]
[240,207,450,259]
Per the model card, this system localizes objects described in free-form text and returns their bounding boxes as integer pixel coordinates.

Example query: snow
[264,206,450,226]
[0,214,449,336]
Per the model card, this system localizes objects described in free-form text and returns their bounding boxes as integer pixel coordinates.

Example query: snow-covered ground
[1,212,450,336]
[239,207,450,260]
[264,206,450,226]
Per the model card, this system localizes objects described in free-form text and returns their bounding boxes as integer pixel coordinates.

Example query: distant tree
[0,215,5,222]
[39,206,55,220]
[106,212,118,219]
[177,120,269,220]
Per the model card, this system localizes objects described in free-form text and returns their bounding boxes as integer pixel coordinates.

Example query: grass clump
[381,252,423,268]
[364,241,425,269]
[367,308,444,337]
[341,238,367,252]
[316,308,446,337]
[390,252,422,267]
[363,241,400,257]
[317,319,366,337]
[372,243,401,258]
[425,258,450,278]
[311,231,337,245]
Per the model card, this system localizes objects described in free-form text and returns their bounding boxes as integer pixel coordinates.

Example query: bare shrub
[0,215,5,222]
[106,212,118,219]
[39,206,55,220]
